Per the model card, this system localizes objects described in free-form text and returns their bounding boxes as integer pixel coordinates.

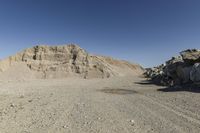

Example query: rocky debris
[62,125,69,128]
[0,44,143,80]
[130,120,135,126]
[144,64,169,85]
[144,49,200,86]
[10,103,15,108]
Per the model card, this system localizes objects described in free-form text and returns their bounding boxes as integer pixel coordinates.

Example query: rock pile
[145,49,200,86]
[0,44,143,80]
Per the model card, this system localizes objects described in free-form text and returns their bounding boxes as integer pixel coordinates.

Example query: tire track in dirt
[135,92,200,132]
[113,93,185,133]
[144,94,200,122]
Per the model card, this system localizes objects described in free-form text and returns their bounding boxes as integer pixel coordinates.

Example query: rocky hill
[145,49,200,86]
[0,44,143,80]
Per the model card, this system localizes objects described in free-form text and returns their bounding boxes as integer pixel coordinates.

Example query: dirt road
[0,76,200,133]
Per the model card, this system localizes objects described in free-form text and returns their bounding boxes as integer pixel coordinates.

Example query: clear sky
[0,0,200,67]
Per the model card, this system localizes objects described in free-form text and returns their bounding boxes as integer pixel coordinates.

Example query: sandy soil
[0,76,200,133]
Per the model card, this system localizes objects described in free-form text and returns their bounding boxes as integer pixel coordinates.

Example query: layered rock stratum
[0,44,143,80]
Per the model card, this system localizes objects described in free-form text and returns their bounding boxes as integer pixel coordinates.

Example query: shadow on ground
[134,81,155,85]
[135,79,200,93]
[157,85,200,93]
[99,87,137,95]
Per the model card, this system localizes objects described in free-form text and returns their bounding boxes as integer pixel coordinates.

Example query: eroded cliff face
[0,44,143,80]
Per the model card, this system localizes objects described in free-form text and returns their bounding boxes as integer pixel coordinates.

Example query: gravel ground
[0,76,200,133]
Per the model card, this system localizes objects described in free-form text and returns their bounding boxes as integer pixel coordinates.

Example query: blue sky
[0,0,200,67]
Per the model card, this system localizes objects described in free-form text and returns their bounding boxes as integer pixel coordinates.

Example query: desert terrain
[0,45,199,133]
[1,0,200,132]
[0,76,200,133]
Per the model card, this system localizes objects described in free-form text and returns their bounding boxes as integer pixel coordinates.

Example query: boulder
[190,63,200,82]
[164,56,184,80]
[176,66,192,84]
[166,56,183,65]
[180,49,200,64]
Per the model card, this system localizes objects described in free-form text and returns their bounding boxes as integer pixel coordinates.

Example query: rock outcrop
[145,49,200,86]
[0,44,143,80]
